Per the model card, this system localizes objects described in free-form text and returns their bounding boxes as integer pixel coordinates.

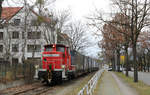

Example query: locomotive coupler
[47,69,52,83]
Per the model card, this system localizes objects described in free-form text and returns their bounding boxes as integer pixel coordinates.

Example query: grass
[115,72,150,95]
[93,72,104,95]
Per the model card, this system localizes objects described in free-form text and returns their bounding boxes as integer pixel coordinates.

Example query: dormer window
[14,19,20,25]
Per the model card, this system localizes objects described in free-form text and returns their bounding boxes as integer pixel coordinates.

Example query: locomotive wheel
[68,72,75,80]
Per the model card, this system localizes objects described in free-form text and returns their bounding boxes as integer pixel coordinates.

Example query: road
[123,71,150,85]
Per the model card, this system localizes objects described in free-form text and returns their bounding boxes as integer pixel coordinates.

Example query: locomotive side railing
[77,69,104,95]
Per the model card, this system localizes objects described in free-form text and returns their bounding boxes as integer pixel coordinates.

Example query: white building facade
[0,6,57,63]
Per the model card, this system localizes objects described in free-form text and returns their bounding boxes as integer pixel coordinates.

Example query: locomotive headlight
[61,65,65,69]
[35,65,39,69]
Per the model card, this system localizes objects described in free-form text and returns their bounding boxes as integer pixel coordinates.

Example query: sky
[3,0,111,58]
[53,0,111,58]
[54,0,111,20]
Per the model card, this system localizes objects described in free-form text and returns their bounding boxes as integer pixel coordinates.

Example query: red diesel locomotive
[38,44,99,84]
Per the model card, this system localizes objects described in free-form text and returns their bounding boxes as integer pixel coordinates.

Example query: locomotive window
[45,47,53,51]
[56,47,65,52]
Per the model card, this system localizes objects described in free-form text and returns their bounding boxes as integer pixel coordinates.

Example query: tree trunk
[125,46,129,76]
[111,58,114,71]
[147,54,150,72]
[117,49,120,72]
[139,57,142,71]
[143,55,146,72]
[112,57,116,71]
[148,61,150,72]
[133,43,138,82]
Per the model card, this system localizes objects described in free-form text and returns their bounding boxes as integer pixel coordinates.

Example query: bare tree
[127,0,150,82]
[41,9,70,44]
[88,0,150,82]
[64,22,91,52]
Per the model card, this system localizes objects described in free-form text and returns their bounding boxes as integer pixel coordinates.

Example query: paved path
[97,71,138,95]
[123,71,150,85]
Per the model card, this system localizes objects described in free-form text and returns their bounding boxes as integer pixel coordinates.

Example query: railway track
[0,72,97,95]
[0,83,53,95]
[14,86,53,95]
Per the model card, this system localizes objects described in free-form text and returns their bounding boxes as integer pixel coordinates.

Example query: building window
[27,45,41,52]
[31,19,37,26]
[12,58,18,64]
[27,31,41,39]
[35,45,41,52]
[14,19,20,25]
[0,32,3,40]
[12,44,19,52]
[27,32,32,39]
[22,32,25,39]
[0,25,3,29]
[0,58,4,61]
[37,32,41,39]
[12,31,19,39]
[0,45,3,52]
[27,45,34,52]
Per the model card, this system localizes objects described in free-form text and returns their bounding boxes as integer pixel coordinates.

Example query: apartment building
[0,6,57,63]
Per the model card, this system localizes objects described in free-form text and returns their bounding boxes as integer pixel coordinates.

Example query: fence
[78,69,104,95]
[0,60,39,84]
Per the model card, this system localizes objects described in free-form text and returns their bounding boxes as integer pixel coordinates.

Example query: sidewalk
[96,71,138,95]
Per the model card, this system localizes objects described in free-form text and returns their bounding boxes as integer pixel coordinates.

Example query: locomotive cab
[42,44,66,71]
[38,44,73,84]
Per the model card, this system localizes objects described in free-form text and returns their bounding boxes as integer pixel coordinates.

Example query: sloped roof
[1,7,51,24]
[1,7,23,22]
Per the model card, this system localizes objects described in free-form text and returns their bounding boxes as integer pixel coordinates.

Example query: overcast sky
[54,0,111,20]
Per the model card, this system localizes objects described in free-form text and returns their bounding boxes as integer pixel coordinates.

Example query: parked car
[108,67,113,71]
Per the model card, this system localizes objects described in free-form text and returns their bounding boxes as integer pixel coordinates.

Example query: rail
[77,69,104,95]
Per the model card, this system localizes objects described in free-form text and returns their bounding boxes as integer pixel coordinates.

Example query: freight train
[37,44,99,85]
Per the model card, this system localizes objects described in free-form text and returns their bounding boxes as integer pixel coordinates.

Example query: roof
[1,7,50,24]
[1,7,23,22]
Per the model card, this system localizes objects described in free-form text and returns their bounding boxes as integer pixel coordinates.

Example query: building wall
[0,7,56,63]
